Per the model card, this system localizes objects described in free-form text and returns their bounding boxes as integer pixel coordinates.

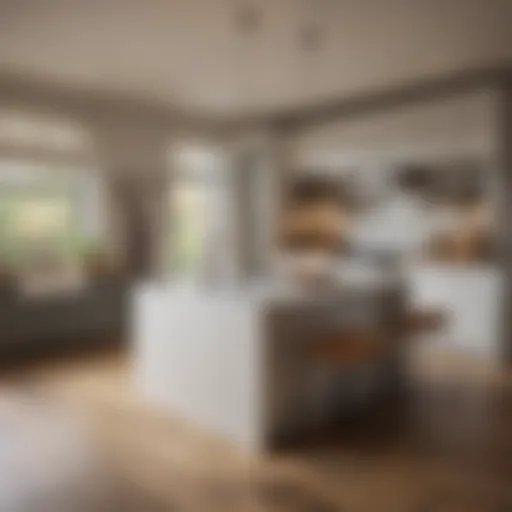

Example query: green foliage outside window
[0,167,102,273]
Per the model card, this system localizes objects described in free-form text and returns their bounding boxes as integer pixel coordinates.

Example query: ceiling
[0,0,510,120]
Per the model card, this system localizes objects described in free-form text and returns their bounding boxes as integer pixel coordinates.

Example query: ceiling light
[234,3,261,34]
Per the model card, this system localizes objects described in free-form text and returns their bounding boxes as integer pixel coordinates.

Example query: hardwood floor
[0,347,511,511]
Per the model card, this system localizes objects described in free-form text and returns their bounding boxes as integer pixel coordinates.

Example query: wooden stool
[310,308,446,369]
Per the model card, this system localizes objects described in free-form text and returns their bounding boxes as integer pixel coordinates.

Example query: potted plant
[0,249,17,298]
[77,237,117,280]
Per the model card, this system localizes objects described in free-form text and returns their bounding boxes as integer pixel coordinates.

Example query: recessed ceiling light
[234,3,261,34]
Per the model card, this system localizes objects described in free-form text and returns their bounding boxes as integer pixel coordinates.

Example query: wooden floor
[0,347,511,511]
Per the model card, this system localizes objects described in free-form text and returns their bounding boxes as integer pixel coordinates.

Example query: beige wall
[288,88,499,169]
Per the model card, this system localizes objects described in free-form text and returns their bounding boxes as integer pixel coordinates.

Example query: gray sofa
[0,278,128,360]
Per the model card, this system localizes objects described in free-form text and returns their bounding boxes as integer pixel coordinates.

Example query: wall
[287,89,502,358]
[289,88,498,168]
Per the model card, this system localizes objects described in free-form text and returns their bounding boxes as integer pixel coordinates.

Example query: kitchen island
[132,280,410,452]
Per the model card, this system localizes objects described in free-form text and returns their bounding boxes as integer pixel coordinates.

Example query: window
[172,180,206,275]
[169,145,231,279]
[0,161,104,281]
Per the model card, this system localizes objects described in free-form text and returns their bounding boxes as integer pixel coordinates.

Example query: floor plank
[0,348,511,511]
